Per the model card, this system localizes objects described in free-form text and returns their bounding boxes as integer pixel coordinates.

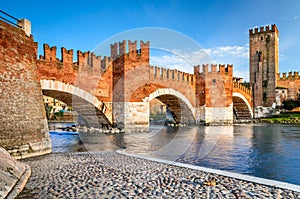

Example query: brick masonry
[249,25,279,108]
[277,72,300,100]
[194,64,234,124]
[35,39,236,128]
[0,20,51,158]
[1,18,244,142]
[35,39,238,128]
[249,24,300,109]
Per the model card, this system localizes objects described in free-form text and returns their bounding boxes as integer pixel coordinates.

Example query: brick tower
[249,24,279,108]
[110,40,150,130]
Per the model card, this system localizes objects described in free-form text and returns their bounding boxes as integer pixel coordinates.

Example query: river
[49,123,300,185]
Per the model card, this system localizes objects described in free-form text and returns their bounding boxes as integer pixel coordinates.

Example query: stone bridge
[36,40,254,130]
[233,82,253,119]
[0,19,254,158]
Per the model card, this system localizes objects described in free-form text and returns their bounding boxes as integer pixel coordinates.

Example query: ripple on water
[49,124,300,185]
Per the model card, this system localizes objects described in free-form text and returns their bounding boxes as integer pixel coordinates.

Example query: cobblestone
[17,152,300,198]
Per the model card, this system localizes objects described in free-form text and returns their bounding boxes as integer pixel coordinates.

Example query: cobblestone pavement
[17,152,300,198]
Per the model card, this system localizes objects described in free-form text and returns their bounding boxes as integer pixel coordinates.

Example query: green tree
[44,104,52,120]
[281,99,300,110]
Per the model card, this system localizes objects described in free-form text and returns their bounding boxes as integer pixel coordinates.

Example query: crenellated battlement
[110,40,150,60]
[42,44,57,61]
[249,24,278,35]
[150,66,194,83]
[38,40,150,73]
[233,82,252,96]
[194,64,233,75]
[277,71,300,80]
[38,43,113,71]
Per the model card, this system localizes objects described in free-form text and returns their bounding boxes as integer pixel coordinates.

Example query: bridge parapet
[233,82,253,114]
[233,82,252,96]
[37,44,114,98]
[149,66,194,84]
[38,43,113,73]
[233,82,253,119]
[194,64,233,75]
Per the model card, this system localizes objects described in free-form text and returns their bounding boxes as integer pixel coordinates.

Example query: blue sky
[1,0,300,81]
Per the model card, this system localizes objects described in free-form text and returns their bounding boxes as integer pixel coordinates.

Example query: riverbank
[0,148,31,199]
[17,151,300,198]
[256,112,300,124]
[258,118,300,124]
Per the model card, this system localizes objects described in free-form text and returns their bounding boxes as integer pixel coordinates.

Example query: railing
[0,10,21,28]
[233,82,252,96]
[150,66,194,83]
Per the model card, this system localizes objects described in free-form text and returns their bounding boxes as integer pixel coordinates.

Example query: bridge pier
[204,105,234,125]
[0,20,51,158]
[113,102,149,132]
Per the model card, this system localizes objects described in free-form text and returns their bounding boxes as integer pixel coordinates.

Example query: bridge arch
[142,88,196,124]
[233,92,253,119]
[40,80,112,126]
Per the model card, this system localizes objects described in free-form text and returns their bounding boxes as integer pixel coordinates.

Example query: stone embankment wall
[0,147,31,198]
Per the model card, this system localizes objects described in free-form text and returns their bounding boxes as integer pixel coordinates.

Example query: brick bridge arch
[36,40,250,130]
[142,88,196,124]
[40,80,112,127]
[233,82,253,119]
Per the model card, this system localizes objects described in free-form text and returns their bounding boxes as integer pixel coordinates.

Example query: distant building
[275,87,288,106]
[43,96,67,112]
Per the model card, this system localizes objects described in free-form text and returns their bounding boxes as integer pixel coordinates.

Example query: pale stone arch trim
[233,92,253,118]
[40,80,110,121]
[143,88,195,117]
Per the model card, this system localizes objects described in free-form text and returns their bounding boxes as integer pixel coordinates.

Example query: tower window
[263,92,267,101]
[256,51,262,62]
[261,36,263,40]
[263,80,268,87]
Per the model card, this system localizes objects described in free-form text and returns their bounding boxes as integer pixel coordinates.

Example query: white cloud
[233,71,249,81]
[150,44,250,81]
[150,54,194,73]
[281,16,299,21]
[207,45,249,59]
[280,54,287,62]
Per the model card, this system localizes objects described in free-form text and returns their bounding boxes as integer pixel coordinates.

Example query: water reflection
[50,123,300,185]
[248,125,300,183]
[176,126,236,170]
[50,132,84,153]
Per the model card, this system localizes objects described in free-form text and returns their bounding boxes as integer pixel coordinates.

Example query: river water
[49,123,300,185]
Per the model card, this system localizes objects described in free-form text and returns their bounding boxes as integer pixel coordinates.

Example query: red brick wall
[249,25,279,107]
[195,64,233,108]
[36,44,114,103]
[0,20,50,157]
[277,72,300,100]
[36,40,235,113]
[35,40,235,125]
